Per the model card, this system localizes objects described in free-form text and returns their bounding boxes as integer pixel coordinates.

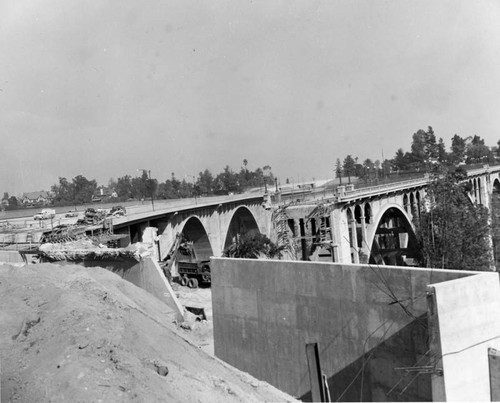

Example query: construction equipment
[161,233,183,278]
[177,240,211,289]
[160,233,211,288]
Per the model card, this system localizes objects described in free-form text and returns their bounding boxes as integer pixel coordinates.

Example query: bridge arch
[364,202,372,224]
[493,178,500,193]
[367,204,419,266]
[178,215,214,259]
[354,204,363,224]
[222,206,261,252]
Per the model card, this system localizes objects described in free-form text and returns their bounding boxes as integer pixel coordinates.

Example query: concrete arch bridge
[276,164,500,266]
[109,165,500,270]
[112,195,272,272]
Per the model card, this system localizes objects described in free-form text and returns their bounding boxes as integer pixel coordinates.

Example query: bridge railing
[338,177,431,201]
[337,165,500,202]
[464,164,500,176]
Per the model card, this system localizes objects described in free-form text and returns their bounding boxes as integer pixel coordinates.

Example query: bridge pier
[349,218,360,264]
[329,209,351,264]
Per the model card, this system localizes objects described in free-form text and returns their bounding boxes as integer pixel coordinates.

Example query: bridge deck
[111,193,264,227]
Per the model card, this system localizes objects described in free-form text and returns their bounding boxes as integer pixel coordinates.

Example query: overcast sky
[1,1,499,195]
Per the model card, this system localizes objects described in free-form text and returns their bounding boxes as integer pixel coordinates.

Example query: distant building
[92,186,118,202]
[21,191,51,206]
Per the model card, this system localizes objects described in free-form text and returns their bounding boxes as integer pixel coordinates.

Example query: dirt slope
[0,263,295,402]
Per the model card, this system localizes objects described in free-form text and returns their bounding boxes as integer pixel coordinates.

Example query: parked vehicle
[65,211,78,218]
[33,209,56,220]
[76,208,106,225]
[108,206,126,217]
[177,240,211,289]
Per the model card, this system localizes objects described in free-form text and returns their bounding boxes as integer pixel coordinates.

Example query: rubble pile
[38,239,139,261]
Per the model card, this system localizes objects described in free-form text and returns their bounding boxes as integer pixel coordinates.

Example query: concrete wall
[0,250,24,263]
[211,258,478,401]
[428,272,500,401]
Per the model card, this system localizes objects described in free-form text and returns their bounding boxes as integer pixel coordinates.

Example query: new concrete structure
[211,258,500,401]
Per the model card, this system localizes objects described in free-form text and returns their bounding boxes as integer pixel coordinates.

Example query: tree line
[336,127,500,184]
[1,161,274,208]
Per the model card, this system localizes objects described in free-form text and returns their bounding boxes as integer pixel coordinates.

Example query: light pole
[137,169,154,211]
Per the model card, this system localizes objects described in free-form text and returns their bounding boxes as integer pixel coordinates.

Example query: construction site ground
[172,282,215,356]
[0,263,295,402]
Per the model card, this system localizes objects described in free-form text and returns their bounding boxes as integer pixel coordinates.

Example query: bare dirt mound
[0,264,295,402]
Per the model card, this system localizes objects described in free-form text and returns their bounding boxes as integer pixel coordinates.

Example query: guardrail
[337,164,500,202]
[338,177,431,201]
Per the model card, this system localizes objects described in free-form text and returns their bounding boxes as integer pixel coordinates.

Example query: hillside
[0,263,295,402]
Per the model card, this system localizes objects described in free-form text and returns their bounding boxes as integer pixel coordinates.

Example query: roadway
[0,193,266,231]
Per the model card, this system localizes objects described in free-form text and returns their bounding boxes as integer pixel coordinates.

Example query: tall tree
[466,135,494,164]
[392,148,407,171]
[7,196,18,208]
[343,155,356,183]
[197,169,214,196]
[335,158,343,185]
[362,159,375,182]
[449,134,467,164]
[115,175,133,200]
[415,170,492,270]
[72,175,98,204]
[51,177,74,205]
[410,126,438,170]
[437,137,447,163]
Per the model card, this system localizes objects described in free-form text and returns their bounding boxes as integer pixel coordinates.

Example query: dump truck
[176,239,211,289]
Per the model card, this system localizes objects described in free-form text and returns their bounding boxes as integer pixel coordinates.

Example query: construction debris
[38,239,138,261]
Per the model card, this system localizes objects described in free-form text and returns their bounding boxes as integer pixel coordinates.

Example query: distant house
[21,191,51,206]
[92,186,118,202]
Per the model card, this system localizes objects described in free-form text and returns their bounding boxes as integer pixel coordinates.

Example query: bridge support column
[411,202,418,221]
[360,214,369,262]
[350,219,360,264]
[329,209,351,264]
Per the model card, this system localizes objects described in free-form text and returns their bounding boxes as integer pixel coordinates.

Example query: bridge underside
[369,208,420,266]
[223,207,261,252]
[182,216,213,260]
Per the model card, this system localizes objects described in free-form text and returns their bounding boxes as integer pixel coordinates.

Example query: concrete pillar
[329,209,351,264]
[411,202,418,221]
[350,219,359,264]
[480,176,491,209]
[359,213,369,259]
[299,219,307,261]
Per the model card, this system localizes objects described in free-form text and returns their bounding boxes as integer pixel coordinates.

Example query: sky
[1,0,500,195]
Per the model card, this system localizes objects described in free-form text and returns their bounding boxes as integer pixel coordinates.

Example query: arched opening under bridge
[223,207,261,252]
[491,179,500,267]
[181,216,214,261]
[369,207,420,266]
